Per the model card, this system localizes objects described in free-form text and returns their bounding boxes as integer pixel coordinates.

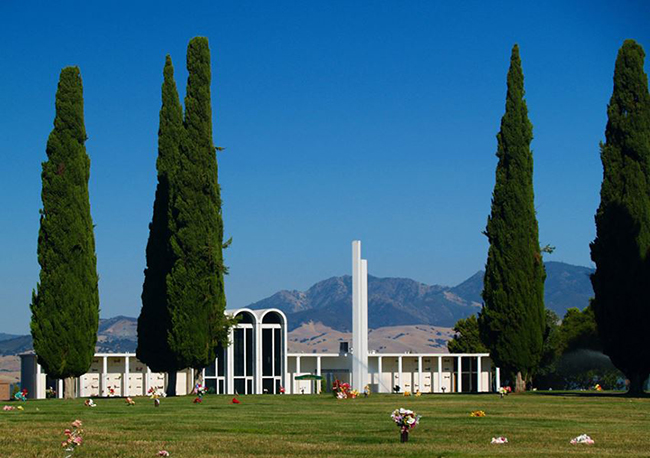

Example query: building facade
[20,242,499,399]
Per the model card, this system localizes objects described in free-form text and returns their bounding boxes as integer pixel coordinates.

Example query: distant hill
[0,316,138,356]
[0,335,33,356]
[1,261,593,357]
[289,322,454,354]
[248,275,477,331]
[248,261,594,331]
[543,261,595,315]
[0,333,21,342]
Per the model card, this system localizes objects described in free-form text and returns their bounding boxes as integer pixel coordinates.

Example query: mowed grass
[0,392,649,457]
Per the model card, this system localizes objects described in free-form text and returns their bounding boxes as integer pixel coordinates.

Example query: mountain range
[0,261,593,357]
[248,261,594,331]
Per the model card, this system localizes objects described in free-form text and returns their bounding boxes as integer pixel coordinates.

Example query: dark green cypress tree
[30,67,99,399]
[137,56,184,378]
[166,37,230,373]
[590,39,650,395]
[478,45,546,392]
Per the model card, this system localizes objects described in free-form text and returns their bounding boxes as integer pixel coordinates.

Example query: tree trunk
[194,369,203,387]
[627,373,648,396]
[515,371,526,393]
[166,371,177,397]
[63,377,76,399]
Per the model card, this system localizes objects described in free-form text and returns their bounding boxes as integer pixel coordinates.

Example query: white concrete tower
[352,241,369,391]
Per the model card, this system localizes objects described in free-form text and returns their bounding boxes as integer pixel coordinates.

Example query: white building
[21,241,498,399]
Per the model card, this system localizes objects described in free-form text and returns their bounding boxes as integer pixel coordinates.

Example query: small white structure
[21,241,499,399]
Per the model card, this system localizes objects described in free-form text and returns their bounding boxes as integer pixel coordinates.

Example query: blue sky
[1,1,649,334]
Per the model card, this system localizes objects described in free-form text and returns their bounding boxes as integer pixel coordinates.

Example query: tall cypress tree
[166,37,230,373]
[478,45,546,392]
[30,67,99,399]
[590,39,650,395]
[137,56,184,381]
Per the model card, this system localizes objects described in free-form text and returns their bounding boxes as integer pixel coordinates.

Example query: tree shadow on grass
[532,390,649,399]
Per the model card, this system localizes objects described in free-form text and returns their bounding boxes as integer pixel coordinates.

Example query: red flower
[232,398,240,404]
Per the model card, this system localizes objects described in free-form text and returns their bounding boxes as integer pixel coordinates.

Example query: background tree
[166,37,232,378]
[447,315,488,353]
[30,67,99,399]
[137,56,184,394]
[590,39,650,395]
[536,305,624,390]
[558,305,600,354]
[478,44,546,393]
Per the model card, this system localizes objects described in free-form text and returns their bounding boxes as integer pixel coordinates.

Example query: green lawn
[1,392,648,457]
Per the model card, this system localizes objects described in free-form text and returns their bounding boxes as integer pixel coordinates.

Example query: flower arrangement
[363,385,371,397]
[107,386,116,397]
[17,406,23,411]
[570,434,594,445]
[193,383,206,403]
[84,399,96,408]
[414,390,422,397]
[470,410,486,417]
[61,420,83,458]
[491,436,508,444]
[46,387,57,398]
[391,408,421,442]
[148,387,165,407]
[3,405,16,411]
[594,384,603,391]
[14,388,27,401]
[125,397,135,406]
[231,397,240,404]
[332,379,357,399]
[498,386,511,398]
[403,390,411,397]
[157,451,170,457]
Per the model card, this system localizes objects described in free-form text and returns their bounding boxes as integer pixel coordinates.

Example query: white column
[377,356,383,392]
[58,379,63,399]
[352,241,361,391]
[495,367,501,391]
[417,356,423,393]
[351,241,369,392]
[397,356,403,392]
[189,368,195,395]
[145,367,151,395]
[360,258,368,389]
[295,356,301,394]
[34,362,41,400]
[437,356,442,393]
[101,356,108,397]
[124,356,130,397]
[316,356,322,394]
[227,328,234,394]
[457,356,462,393]
[256,322,262,395]
[476,356,482,392]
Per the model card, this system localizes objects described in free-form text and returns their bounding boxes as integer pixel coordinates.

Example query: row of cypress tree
[479,40,650,394]
[137,38,234,395]
[30,37,231,398]
[30,37,649,397]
